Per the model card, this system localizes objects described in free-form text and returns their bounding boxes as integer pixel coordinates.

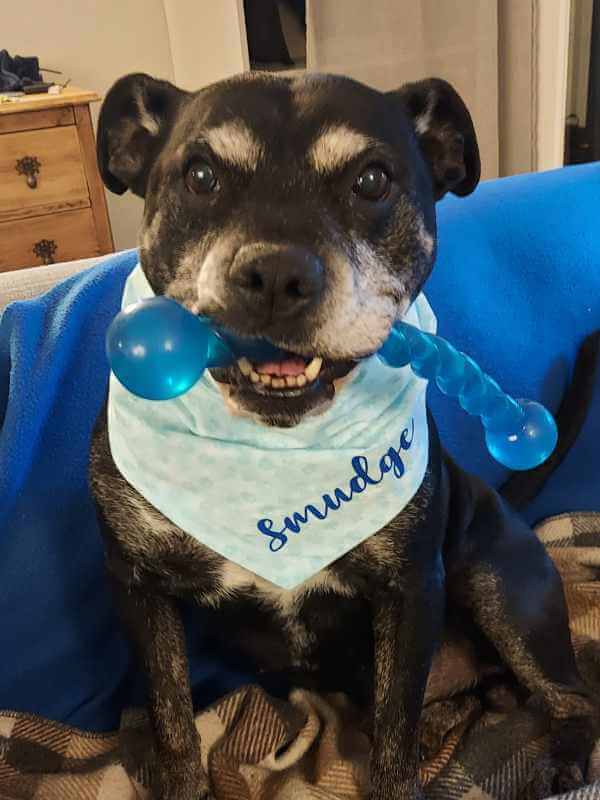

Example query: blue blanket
[1,164,599,732]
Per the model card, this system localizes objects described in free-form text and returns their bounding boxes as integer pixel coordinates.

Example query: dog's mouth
[209,344,358,424]
[235,353,355,395]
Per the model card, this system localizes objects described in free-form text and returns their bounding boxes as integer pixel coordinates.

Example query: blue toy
[378,324,557,471]
[106,297,558,471]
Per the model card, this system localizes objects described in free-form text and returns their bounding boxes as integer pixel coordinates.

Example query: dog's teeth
[250,370,260,384]
[304,357,323,382]
[272,378,285,389]
[296,374,307,387]
[285,376,297,388]
[260,374,272,386]
[238,357,252,377]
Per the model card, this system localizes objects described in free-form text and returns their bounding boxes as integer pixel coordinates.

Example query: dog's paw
[368,780,425,800]
[420,695,480,761]
[152,754,213,800]
[519,755,585,800]
[153,780,215,800]
[193,783,215,800]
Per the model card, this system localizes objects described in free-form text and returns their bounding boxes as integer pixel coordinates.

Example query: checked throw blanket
[1,511,600,800]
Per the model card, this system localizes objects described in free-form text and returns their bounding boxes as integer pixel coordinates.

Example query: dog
[90,71,597,800]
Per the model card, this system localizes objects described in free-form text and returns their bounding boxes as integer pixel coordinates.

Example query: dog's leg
[112,579,211,800]
[454,498,597,798]
[370,567,445,800]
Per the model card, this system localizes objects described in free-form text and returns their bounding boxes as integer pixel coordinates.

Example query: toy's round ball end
[484,399,558,470]
[106,297,211,400]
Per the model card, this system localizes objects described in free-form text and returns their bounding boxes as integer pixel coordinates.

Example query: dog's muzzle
[228,243,325,323]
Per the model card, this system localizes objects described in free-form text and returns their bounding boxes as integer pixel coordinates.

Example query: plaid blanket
[1,512,599,800]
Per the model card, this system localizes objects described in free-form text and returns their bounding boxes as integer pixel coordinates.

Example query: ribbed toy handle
[378,323,558,470]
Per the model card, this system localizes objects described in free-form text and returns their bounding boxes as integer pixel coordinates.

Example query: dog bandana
[108,265,436,589]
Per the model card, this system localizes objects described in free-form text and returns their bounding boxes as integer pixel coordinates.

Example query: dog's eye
[185,161,219,194]
[353,164,391,201]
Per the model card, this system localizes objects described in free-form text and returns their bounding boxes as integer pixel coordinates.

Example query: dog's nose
[229,245,325,319]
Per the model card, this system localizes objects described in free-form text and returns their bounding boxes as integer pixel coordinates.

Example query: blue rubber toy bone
[378,323,557,471]
[107,297,558,471]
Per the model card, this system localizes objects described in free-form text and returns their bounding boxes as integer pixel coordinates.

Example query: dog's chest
[204,560,360,665]
[205,559,356,610]
[204,561,362,672]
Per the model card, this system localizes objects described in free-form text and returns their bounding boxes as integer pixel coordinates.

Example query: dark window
[243,0,306,71]
[565,0,600,164]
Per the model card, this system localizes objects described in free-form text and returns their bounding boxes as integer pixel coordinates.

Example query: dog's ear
[392,78,480,200]
[97,73,187,197]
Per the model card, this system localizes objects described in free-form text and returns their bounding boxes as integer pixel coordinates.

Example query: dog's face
[98,72,479,426]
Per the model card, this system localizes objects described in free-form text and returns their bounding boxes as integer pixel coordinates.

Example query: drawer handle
[16,155,42,189]
[33,239,57,265]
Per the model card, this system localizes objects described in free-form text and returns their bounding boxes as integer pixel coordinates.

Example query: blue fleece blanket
[1,164,599,732]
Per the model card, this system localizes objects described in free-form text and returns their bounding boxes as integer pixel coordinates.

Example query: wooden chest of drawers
[0,88,114,272]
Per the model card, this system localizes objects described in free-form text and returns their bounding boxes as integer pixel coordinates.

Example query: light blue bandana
[108,265,436,589]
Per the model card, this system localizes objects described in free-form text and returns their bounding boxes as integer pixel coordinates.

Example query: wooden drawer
[0,126,90,222]
[0,107,74,135]
[0,208,100,272]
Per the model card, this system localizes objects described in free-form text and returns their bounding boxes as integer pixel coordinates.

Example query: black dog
[90,71,596,800]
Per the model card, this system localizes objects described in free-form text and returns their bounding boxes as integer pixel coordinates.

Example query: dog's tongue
[256,357,307,377]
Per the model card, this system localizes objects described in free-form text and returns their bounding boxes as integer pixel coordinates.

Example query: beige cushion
[0,257,109,315]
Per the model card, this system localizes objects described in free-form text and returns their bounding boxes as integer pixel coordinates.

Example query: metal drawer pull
[33,239,57,265]
[16,155,42,189]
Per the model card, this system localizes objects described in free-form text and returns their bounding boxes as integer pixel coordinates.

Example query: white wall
[567,0,593,125]
[307,0,499,180]
[498,0,535,176]
[535,0,571,171]
[4,0,571,248]
[3,0,246,250]
[3,0,175,250]
[163,0,248,90]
